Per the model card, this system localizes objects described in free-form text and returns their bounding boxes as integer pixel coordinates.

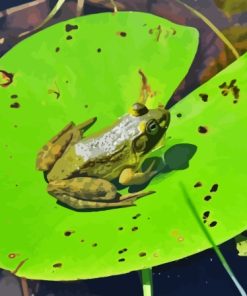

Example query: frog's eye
[146,120,159,135]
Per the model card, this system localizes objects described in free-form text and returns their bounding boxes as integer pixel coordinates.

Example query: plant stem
[19,0,66,37]
[180,182,247,296]
[20,278,30,296]
[76,0,85,16]
[176,0,240,59]
[141,268,153,296]
[110,0,118,13]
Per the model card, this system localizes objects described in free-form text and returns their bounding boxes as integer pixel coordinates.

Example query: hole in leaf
[210,184,218,192]
[198,126,208,134]
[176,113,182,118]
[132,213,141,220]
[118,258,125,262]
[118,248,128,254]
[203,211,210,219]
[53,263,62,268]
[209,221,217,227]
[97,48,102,53]
[10,102,20,109]
[64,231,74,236]
[66,35,73,40]
[199,93,208,102]
[11,94,18,99]
[194,182,202,188]
[65,24,78,32]
[204,195,212,201]
[117,31,127,37]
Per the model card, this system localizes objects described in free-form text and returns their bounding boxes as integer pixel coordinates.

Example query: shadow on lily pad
[129,143,197,192]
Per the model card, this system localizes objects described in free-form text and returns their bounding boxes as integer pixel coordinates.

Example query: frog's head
[129,102,170,155]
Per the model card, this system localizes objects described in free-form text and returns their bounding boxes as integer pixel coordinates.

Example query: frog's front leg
[47,177,154,209]
[119,160,157,186]
[36,117,97,171]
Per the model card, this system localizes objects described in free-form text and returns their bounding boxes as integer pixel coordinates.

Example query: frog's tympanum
[36,103,170,209]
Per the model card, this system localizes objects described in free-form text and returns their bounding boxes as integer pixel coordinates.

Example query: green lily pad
[2,11,246,281]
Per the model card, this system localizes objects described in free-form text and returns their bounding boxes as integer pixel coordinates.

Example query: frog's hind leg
[36,117,97,172]
[54,194,138,209]
[47,177,154,209]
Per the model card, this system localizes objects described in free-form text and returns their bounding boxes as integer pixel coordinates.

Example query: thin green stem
[176,0,240,59]
[180,182,247,296]
[141,268,153,296]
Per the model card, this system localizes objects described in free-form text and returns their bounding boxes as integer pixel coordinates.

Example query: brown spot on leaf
[176,113,182,118]
[139,252,146,257]
[210,184,218,192]
[8,253,18,259]
[10,102,20,108]
[138,69,155,104]
[53,263,62,268]
[118,258,125,262]
[55,47,60,53]
[118,227,124,231]
[65,24,78,32]
[199,93,208,102]
[198,126,208,134]
[97,48,102,53]
[0,70,14,87]
[92,243,98,247]
[194,182,202,188]
[80,239,85,243]
[12,258,29,274]
[132,226,138,232]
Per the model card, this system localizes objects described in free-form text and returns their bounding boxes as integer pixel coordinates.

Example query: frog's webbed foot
[36,117,97,172]
[47,177,154,209]
[119,160,157,186]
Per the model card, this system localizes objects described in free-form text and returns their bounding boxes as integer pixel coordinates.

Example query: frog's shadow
[116,143,197,193]
[57,143,197,212]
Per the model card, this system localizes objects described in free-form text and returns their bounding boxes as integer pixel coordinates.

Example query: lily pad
[1,11,246,281]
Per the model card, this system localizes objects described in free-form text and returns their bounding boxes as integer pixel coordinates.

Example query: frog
[36,102,170,209]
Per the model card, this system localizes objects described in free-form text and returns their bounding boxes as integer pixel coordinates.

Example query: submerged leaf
[235,232,247,256]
